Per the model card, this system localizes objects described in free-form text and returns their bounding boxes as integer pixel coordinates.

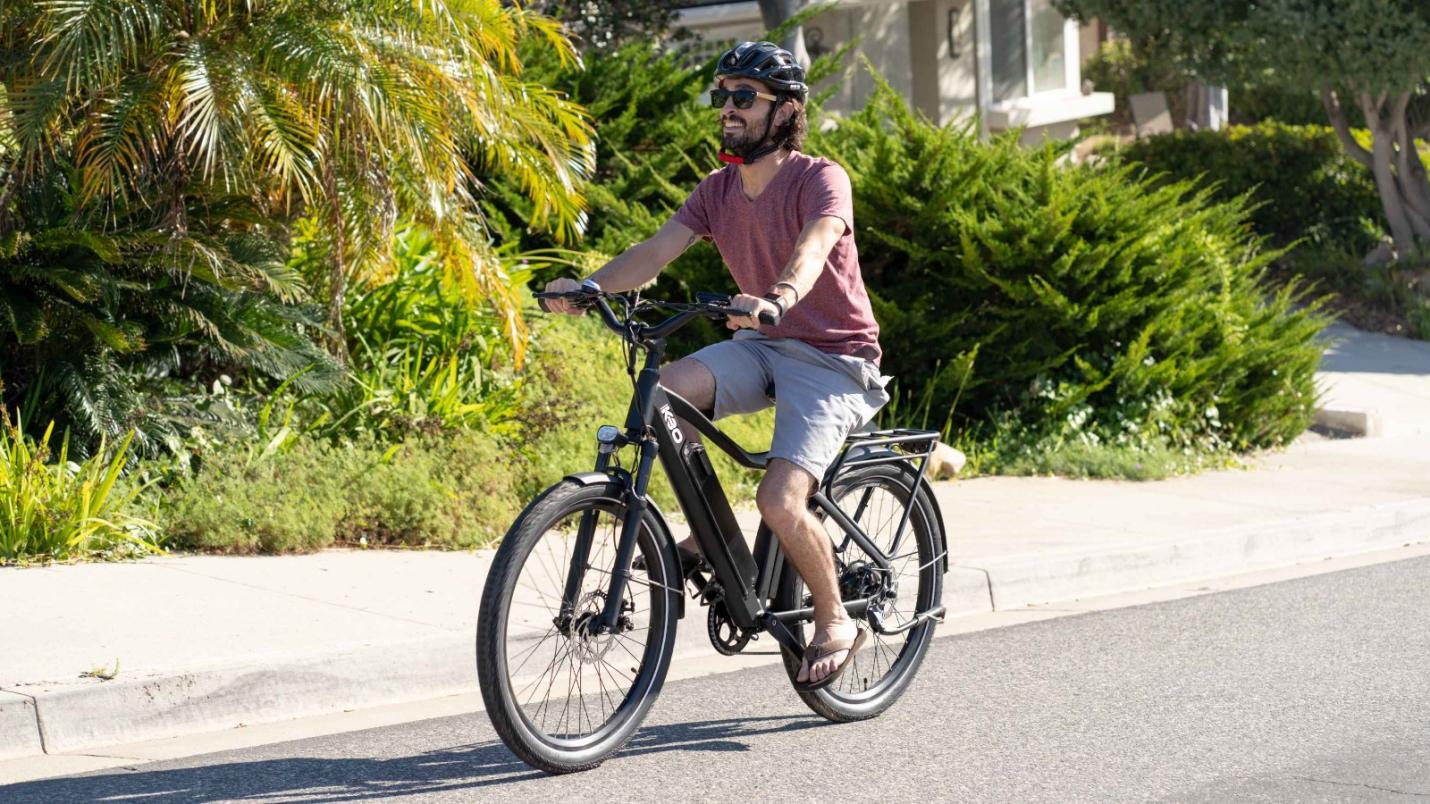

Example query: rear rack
[823,427,941,492]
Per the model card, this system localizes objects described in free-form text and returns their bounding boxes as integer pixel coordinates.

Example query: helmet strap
[719,99,785,166]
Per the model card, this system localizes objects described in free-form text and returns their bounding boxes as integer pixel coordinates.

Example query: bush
[1112,122,1385,253]
[160,438,348,553]
[0,413,160,563]
[816,79,1329,454]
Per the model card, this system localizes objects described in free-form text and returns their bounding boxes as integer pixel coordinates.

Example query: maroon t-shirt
[672,152,882,365]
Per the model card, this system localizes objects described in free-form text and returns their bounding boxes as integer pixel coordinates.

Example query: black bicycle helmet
[715,41,808,103]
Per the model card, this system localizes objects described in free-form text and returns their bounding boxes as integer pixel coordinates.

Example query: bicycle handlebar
[534,288,782,340]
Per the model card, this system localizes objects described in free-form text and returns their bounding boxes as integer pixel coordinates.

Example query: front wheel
[476,479,680,773]
[774,463,944,722]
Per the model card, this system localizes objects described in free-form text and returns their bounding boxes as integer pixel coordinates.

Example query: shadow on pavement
[2,714,823,802]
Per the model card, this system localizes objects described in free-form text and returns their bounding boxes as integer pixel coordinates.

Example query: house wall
[811,3,914,116]
[908,0,977,125]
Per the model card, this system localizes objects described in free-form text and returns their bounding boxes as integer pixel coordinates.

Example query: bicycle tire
[773,462,944,722]
[476,479,680,773]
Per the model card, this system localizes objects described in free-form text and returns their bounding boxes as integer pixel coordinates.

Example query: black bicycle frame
[568,323,942,659]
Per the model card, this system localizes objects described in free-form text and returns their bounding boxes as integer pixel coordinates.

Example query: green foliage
[160,437,347,553]
[1230,84,1335,128]
[154,312,773,554]
[817,79,1328,454]
[1056,0,1430,93]
[0,0,596,447]
[527,0,691,52]
[296,226,528,441]
[0,411,160,563]
[159,430,524,553]
[1114,122,1386,252]
[0,0,594,346]
[0,162,340,455]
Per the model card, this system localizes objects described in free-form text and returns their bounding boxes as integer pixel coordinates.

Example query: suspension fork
[557,449,612,628]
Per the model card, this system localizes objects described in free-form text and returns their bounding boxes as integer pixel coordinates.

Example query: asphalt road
[9,555,1430,803]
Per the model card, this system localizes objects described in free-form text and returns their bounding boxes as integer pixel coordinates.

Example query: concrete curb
[0,692,42,761]
[3,498,1427,760]
[4,636,475,755]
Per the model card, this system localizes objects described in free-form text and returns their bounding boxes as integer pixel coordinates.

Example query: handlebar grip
[757,309,782,327]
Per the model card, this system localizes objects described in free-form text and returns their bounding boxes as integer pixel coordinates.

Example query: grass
[991,439,1241,481]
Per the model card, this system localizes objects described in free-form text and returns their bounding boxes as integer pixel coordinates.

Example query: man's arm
[727,215,845,329]
[543,218,701,312]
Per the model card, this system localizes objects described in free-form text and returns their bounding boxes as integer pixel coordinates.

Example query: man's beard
[720,115,769,156]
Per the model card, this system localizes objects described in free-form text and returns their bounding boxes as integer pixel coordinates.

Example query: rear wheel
[476,480,680,773]
[774,463,944,721]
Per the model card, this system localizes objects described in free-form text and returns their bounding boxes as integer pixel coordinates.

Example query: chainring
[707,600,755,655]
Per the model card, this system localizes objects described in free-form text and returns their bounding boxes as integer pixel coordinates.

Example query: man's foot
[796,617,864,689]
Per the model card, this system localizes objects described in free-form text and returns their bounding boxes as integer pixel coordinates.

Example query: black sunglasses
[708,88,779,110]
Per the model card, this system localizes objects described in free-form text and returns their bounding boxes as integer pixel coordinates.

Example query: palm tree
[3,0,593,364]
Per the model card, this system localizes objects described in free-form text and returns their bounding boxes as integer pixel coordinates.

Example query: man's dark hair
[773,98,807,152]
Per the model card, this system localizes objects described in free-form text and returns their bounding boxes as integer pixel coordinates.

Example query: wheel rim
[808,475,935,700]
[501,498,669,748]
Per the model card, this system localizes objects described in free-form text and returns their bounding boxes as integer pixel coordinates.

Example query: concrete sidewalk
[2,322,1428,767]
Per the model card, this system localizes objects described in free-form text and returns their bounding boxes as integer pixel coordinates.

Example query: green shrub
[0,413,160,563]
[161,438,348,553]
[1113,122,1385,252]
[817,79,1329,454]
[294,225,528,442]
[1230,84,1334,127]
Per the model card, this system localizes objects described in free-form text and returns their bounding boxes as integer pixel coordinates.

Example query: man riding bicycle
[544,41,888,691]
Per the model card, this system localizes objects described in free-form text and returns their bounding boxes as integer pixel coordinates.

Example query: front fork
[558,434,662,636]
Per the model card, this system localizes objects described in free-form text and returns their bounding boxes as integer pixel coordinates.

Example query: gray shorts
[687,331,891,482]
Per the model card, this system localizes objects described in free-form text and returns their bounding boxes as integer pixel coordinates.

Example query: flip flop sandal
[793,625,870,693]
[632,541,705,575]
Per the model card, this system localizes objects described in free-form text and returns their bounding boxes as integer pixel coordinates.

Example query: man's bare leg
[757,459,856,685]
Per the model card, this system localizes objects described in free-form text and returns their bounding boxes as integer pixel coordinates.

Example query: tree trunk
[756,0,810,67]
[1324,89,1430,259]
[1357,93,1424,257]
[321,142,349,365]
[1390,92,1430,239]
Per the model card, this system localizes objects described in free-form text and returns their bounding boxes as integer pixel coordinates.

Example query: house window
[989,0,1067,101]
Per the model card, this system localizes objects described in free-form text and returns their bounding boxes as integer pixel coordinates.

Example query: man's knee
[756,459,817,531]
[663,358,716,415]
